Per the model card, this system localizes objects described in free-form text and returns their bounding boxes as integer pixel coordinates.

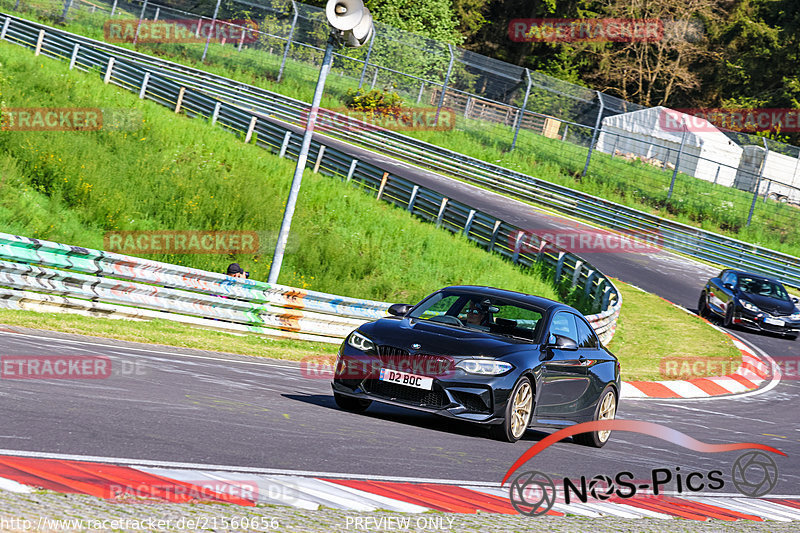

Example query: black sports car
[699,269,800,339]
[331,286,621,445]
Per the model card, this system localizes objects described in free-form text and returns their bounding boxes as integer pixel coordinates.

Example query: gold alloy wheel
[597,390,617,443]
[511,381,533,439]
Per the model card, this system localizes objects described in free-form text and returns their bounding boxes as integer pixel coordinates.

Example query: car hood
[740,293,795,315]
[358,317,532,357]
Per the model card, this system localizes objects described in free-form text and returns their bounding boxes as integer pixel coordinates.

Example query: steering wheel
[428,314,464,327]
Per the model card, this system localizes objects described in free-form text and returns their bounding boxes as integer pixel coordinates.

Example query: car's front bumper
[734,309,800,335]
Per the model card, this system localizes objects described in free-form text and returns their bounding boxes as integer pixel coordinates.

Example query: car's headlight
[347,331,376,353]
[456,359,513,375]
[791,312,800,321]
[740,300,760,313]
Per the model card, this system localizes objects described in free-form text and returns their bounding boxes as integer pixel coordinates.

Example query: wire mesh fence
[3,0,799,255]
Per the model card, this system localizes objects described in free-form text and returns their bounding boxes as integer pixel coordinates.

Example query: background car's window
[549,311,578,343]
[574,314,599,348]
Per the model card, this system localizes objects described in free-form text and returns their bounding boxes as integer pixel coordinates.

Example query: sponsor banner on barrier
[660,107,800,133]
[0,108,141,132]
[306,107,456,133]
[508,18,663,43]
[104,19,260,44]
[512,228,662,255]
[104,231,260,255]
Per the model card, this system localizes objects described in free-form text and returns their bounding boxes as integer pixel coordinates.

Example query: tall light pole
[268,0,374,284]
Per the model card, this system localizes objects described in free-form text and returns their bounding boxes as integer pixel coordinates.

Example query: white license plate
[764,317,785,326]
[379,368,433,390]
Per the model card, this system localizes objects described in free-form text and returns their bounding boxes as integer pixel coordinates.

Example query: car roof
[720,269,785,286]
[438,285,571,313]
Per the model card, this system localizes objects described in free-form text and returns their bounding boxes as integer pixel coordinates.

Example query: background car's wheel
[490,377,533,443]
[697,293,709,318]
[573,386,617,448]
[333,392,371,413]
[724,305,734,328]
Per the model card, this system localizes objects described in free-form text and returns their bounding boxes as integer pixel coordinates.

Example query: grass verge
[3,2,797,258]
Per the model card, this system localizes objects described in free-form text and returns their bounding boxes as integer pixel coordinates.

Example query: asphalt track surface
[1,127,799,497]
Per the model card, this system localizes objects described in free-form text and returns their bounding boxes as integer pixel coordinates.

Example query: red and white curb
[0,453,797,522]
[620,287,775,399]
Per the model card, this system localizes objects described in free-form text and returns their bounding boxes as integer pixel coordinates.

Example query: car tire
[490,376,534,443]
[697,293,709,318]
[787,333,798,341]
[333,392,372,413]
[723,304,734,328]
[573,386,617,448]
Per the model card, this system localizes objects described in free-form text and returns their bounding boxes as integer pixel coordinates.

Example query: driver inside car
[463,300,493,330]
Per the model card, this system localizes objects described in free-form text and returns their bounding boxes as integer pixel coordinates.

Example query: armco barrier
[1,14,793,290]
[0,232,620,345]
[0,14,622,342]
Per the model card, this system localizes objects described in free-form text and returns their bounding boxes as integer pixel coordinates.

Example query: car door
[707,271,736,315]
[535,311,592,420]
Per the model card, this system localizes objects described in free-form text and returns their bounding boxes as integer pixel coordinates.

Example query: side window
[722,272,737,287]
[549,311,578,343]
[418,295,461,319]
[574,314,599,349]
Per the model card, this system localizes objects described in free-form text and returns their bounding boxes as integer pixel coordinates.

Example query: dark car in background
[699,269,800,339]
[331,286,621,446]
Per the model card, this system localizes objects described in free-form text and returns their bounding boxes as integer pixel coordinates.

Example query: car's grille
[363,379,449,408]
[377,346,454,376]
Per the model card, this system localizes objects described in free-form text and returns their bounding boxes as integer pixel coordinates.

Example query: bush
[344,87,404,118]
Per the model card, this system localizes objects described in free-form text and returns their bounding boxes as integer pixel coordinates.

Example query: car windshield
[408,291,545,341]
[738,277,791,301]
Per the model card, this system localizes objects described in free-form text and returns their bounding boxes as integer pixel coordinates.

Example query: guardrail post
[511,230,524,262]
[0,18,9,41]
[407,184,419,210]
[110,0,117,17]
[510,68,531,151]
[488,220,502,251]
[747,137,769,227]
[139,72,150,99]
[211,101,221,125]
[463,209,476,236]
[571,260,584,288]
[34,29,45,56]
[667,122,688,200]
[279,131,292,158]
[554,252,567,283]
[103,56,115,83]
[174,86,186,113]
[313,146,326,173]
[536,239,548,261]
[68,43,80,70]
[357,30,376,89]
[244,116,258,143]
[277,1,298,83]
[61,0,73,22]
[584,270,597,297]
[435,197,448,227]
[201,0,222,62]
[132,0,148,46]
[435,44,455,127]
[237,26,246,52]
[581,91,604,178]
[375,172,390,199]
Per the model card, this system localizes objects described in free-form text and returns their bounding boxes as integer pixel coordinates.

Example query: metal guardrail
[0,13,623,342]
[2,14,796,291]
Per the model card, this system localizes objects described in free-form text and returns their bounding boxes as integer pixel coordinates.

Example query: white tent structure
[596,106,743,186]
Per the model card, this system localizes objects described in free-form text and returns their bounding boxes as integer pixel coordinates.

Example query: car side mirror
[543,333,578,351]
[387,303,413,317]
[793,297,799,305]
